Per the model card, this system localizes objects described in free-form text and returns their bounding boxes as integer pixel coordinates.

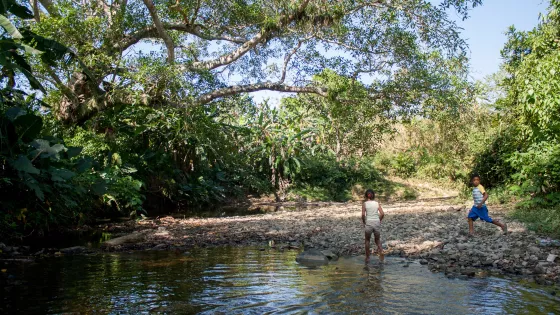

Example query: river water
[2,247,559,314]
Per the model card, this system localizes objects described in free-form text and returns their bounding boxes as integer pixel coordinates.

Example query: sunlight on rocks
[100,198,560,284]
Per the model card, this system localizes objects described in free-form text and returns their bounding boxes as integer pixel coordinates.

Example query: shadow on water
[21,230,113,250]
[1,247,559,314]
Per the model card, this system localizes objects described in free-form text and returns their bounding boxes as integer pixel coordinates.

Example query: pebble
[528,246,541,254]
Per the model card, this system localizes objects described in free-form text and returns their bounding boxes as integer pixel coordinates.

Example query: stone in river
[321,250,338,261]
[534,262,548,274]
[461,268,476,277]
[102,232,145,247]
[60,246,87,255]
[296,248,328,266]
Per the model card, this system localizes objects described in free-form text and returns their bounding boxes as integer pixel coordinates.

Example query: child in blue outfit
[468,174,507,235]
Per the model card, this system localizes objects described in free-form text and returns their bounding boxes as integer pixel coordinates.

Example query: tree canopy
[23,0,481,123]
[0,0,485,237]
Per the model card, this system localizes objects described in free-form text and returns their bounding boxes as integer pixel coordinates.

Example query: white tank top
[365,200,380,224]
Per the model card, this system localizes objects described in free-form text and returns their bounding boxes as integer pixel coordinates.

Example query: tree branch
[38,0,59,16]
[44,66,78,102]
[97,0,113,24]
[196,81,327,105]
[191,0,311,70]
[30,0,40,21]
[115,23,247,53]
[280,37,311,83]
[190,0,201,25]
[142,0,175,63]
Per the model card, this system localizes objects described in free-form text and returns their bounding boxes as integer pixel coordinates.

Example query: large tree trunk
[57,72,93,124]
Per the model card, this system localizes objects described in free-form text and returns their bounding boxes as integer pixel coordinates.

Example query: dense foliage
[1,0,485,238]
[4,0,560,238]
[490,0,560,234]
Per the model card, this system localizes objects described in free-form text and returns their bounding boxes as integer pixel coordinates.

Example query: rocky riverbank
[88,197,558,285]
[2,197,559,285]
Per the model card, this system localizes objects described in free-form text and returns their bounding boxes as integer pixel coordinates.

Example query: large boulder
[102,232,145,247]
[296,249,329,266]
[321,249,338,261]
[60,246,88,255]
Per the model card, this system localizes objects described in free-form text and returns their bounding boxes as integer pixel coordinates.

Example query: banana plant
[242,101,317,200]
[0,0,93,91]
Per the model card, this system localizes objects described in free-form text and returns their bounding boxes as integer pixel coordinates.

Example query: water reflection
[1,248,559,314]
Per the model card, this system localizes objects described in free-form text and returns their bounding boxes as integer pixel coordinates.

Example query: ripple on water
[1,248,559,314]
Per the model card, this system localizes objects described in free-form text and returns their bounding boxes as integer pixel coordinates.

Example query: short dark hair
[471,173,480,181]
[365,189,375,200]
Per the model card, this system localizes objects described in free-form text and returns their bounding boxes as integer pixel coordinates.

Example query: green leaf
[0,14,22,39]
[30,138,49,150]
[25,181,44,201]
[9,50,31,71]
[50,168,76,182]
[21,43,42,55]
[11,155,39,174]
[30,139,65,159]
[16,65,44,92]
[76,157,93,173]
[4,1,33,19]
[91,179,107,195]
[5,107,25,121]
[13,114,42,141]
[66,146,83,158]
[216,172,226,181]
[121,166,137,174]
[2,62,45,91]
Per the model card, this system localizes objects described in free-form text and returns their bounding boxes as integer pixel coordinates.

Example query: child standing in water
[362,189,384,264]
[468,174,507,235]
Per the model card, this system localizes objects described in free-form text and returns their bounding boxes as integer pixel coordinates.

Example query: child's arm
[379,204,385,221]
[361,202,366,225]
[478,192,489,208]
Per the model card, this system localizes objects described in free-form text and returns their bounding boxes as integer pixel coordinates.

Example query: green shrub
[290,155,387,201]
[391,152,416,178]
[510,205,560,237]
[0,102,100,236]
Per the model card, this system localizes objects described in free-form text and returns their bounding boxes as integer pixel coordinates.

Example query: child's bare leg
[374,232,384,262]
[468,218,475,235]
[491,220,507,233]
[365,230,371,263]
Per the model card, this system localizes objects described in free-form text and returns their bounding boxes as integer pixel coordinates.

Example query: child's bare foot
[379,253,385,263]
[365,256,370,264]
[468,232,475,237]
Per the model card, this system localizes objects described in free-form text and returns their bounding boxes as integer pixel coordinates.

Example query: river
[2,247,559,314]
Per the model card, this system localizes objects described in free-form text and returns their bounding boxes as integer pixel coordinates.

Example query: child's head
[471,174,481,186]
[365,189,375,200]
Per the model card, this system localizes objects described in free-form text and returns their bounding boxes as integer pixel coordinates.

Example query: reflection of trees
[290,256,386,313]
[5,248,560,314]
[5,247,311,313]
[5,250,234,313]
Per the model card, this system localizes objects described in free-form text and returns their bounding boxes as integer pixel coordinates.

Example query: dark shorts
[468,205,493,223]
